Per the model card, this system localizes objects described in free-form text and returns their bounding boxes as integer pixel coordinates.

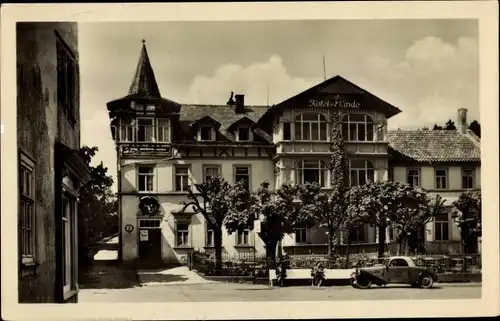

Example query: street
[79,282,481,302]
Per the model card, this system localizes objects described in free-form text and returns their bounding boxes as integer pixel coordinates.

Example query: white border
[1,1,499,320]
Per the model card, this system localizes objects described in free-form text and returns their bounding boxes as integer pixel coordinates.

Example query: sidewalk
[137,266,216,286]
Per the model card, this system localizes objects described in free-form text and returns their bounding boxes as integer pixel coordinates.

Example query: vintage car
[350,256,438,289]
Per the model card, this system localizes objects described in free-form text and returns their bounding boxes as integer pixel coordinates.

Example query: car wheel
[418,274,434,289]
[356,276,372,289]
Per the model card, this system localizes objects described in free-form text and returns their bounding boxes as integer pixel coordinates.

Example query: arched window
[294,113,327,141]
[295,160,328,187]
[349,160,375,186]
[341,114,374,141]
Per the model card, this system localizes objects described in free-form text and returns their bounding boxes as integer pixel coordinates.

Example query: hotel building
[107,42,481,267]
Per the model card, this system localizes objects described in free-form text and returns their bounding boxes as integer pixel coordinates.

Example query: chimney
[457,108,468,134]
[235,94,245,113]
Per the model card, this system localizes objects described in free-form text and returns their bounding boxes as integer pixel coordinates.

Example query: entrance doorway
[138,218,162,261]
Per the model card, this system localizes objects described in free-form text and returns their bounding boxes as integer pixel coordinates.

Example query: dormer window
[200,125,215,141]
[237,126,252,142]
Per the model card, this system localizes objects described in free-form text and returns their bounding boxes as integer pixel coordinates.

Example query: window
[350,225,366,243]
[349,160,375,187]
[237,126,251,142]
[237,229,250,245]
[175,166,190,192]
[120,119,135,142]
[203,165,220,182]
[435,168,448,189]
[137,166,154,192]
[176,223,190,247]
[283,122,291,140]
[57,36,77,121]
[462,168,475,189]
[137,118,155,142]
[61,193,77,294]
[295,160,328,187]
[19,153,35,264]
[139,219,161,228]
[294,113,327,141]
[389,258,409,267]
[294,228,307,244]
[434,213,449,241]
[234,166,250,190]
[341,114,375,141]
[200,126,215,141]
[206,229,214,247]
[407,168,421,187]
[157,118,170,142]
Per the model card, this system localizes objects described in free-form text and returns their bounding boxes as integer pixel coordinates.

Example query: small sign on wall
[140,230,149,241]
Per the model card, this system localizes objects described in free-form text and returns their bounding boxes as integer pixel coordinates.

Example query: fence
[189,250,481,277]
[286,253,482,273]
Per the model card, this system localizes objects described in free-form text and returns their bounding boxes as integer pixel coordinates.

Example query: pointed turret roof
[128,40,161,98]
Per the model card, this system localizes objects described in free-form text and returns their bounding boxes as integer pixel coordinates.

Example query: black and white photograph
[1,2,499,320]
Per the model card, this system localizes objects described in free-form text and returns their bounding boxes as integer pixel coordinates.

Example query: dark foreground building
[17,22,90,303]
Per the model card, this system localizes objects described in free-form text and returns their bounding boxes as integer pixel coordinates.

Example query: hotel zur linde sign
[308,95,361,109]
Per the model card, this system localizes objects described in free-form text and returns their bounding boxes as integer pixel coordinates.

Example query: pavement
[79,282,481,302]
[137,266,216,285]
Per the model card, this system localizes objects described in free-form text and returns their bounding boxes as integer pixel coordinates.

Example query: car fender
[417,269,436,282]
[357,271,387,285]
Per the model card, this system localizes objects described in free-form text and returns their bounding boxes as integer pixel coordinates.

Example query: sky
[78,19,479,191]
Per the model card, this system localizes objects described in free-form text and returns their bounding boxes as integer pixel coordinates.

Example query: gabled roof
[128,40,161,98]
[175,104,272,143]
[226,116,257,132]
[258,75,402,127]
[387,129,481,163]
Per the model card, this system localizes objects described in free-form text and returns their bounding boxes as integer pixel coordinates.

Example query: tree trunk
[266,239,278,269]
[377,225,386,261]
[327,226,334,257]
[214,228,223,275]
[403,235,409,256]
[345,231,351,269]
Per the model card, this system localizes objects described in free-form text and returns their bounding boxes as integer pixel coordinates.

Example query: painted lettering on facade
[308,98,361,109]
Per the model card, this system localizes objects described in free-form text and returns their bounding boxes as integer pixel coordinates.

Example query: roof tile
[387,130,480,162]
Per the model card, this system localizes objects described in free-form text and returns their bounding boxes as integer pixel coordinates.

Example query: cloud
[359,36,479,129]
[186,54,318,105]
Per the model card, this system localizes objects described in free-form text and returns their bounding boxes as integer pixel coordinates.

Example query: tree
[452,191,481,254]
[224,181,299,268]
[345,181,394,260]
[433,124,443,130]
[326,110,349,257]
[388,183,445,255]
[468,120,481,137]
[344,188,371,267]
[78,146,118,265]
[444,120,457,130]
[179,176,232,274]
[296,183,344,258]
